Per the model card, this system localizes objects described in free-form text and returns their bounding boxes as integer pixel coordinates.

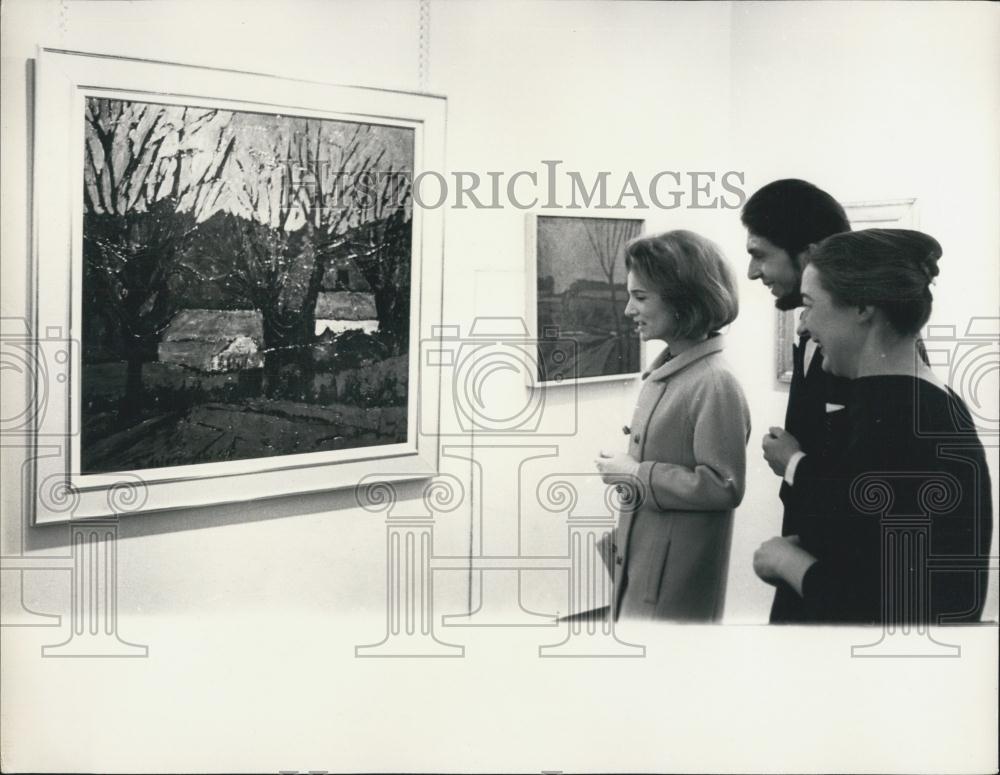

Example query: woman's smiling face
[624,270,676,342]
[798,264,866,378]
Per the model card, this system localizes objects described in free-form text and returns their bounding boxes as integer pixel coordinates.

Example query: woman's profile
[596,230,750,622]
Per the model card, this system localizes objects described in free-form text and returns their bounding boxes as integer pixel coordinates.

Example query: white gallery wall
[1,1,997,772]
[2,0,997,629]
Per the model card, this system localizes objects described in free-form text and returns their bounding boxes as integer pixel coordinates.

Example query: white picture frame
[31,48,446,523]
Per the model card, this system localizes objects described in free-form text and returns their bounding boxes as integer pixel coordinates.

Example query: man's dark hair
[741,179,850,259]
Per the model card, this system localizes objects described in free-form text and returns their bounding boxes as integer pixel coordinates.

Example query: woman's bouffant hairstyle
[624,230,739,339]
[807,228,942,336]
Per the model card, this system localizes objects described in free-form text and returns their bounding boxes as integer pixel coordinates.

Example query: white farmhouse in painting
[314,291,379,336]
[159,309,265,372]
[314,257,379,336]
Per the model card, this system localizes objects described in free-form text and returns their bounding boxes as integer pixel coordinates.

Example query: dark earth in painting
[81,97,414,473]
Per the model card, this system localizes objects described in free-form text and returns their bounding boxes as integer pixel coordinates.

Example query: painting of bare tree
[533,215,643,384]
[81,97,414,473]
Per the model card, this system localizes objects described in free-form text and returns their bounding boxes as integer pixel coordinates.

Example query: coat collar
[642,334,726,382]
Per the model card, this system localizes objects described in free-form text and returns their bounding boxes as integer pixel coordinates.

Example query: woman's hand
[762,426,802,477]
[595,450,640,485]
[753,535,817,596]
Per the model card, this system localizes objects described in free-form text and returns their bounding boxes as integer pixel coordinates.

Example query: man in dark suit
[741,179,851,622]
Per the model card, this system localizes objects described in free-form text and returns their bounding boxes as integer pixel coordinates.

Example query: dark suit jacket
[769,334,851,622]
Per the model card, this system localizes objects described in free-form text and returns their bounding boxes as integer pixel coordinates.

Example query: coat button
[622,425,631,435]
[633,433,640,443]
[615,555,623,566]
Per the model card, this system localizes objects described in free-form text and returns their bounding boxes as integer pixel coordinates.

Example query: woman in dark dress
[753,229,992,624]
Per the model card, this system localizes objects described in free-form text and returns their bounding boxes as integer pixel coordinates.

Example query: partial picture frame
[775,198,918,382]
[526,212,645,387]
[31,48,446,523]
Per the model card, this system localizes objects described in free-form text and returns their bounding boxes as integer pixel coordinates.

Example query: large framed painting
[775,198,917,382]
[31,48,446,523]
[527,213,644,386]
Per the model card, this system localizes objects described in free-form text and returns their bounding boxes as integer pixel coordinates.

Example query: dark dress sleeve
[791,377,992,624]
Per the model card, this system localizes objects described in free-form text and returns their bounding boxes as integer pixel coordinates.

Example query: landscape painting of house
[80,96,414,474]
[314,258,379,335]
[159,309,265,372]
[533,215,643,383]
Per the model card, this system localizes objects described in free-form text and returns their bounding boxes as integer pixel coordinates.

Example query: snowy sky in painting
[84,96,415,230]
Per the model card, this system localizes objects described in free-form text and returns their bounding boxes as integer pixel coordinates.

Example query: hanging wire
[418,0,430,91]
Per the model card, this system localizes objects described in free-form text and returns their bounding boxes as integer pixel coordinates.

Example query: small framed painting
[527,213,644,387]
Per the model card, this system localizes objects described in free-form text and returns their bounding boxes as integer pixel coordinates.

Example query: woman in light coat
[596,230,751,621]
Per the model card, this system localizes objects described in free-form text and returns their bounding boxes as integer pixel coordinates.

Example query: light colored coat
[611,335,750,621]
